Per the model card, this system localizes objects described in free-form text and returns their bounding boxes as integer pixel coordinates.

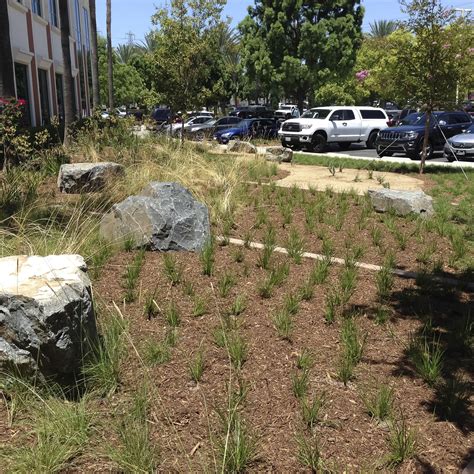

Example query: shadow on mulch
[387,269,473,435]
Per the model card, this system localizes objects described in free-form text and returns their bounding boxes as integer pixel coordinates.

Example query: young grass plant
[162,253,183,286]
[109,385,158,472]
[123,249,146,303]
[376,256,395,303]
[189,348,205,383]
[218,271,236,298]
[257,225,276,270]
[362,384,394,422]
[310,258,331,285]
[286,227,305,264]
[165,301,181,327]
[200,238,215,276]
[227,333,248,370]
[143,339,171,366]
[273,308,293,340]
[386,415,417,467]
[192,295,207,317]
[292,369,310,399]
[408,335,444,386]
[229,294,247,316]
[296,434,325,472]
[301,393,326,430]
[296,349,314,372]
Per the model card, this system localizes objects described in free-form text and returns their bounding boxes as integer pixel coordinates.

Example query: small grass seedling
[123,249,145,303]
[408,335,444,386]
[189,348,205,383]
[328,164,336,177]
[227,333,248,370]
[269,261,290,287]
[143,339,171,366]
[376,256,394,303]
[193,296,207,317]
[273,308,293,340]
[232,247,245,263]
[257,225,276,270]
[200,238,215,276]
[229,294,247,316]
[301,393,326,430]
[218,271,236,298]
[299,278,314,301]
[296,435,325,472]
[296,348,313,372]
[310,258,331,285]
[284,292,300,315]
[286,227,305,264]
[370,226,383,248]
[143,291,159,319]
[341,317,366,365]
[362,384,394,422]
[183,280,195,297]
[324,291,340,324]
[165,301,181,327]
[164,328,178,347]
[162,253,182,285]
[386,415,417,467]
[292,369,309,399]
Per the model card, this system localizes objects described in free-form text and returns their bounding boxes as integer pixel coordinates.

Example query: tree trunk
[0,1,16,98]
[89,0,100,109]
[106,0,114,110]
[59,0,75,146]
[420,108,431,175]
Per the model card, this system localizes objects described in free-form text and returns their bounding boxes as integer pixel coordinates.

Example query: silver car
[444,122,474,161]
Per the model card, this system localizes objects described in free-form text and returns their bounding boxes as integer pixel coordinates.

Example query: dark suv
[375,111,472,159]
[229,105,274,119]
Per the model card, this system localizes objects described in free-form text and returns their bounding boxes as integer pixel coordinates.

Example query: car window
[217,118,229,125]
[230,117,241,123]
[330,110,345,121]
[344,110,356,120]
[455,113,471,124]
[301,108,331,119]
[360,109,386,119]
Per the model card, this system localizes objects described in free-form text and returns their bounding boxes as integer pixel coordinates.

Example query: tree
[97,37,146,106]
[89,0,100,109]
[368,19,398,38]
[106,0,113,110]
[393,0,472,173]
[239,1,364,110]
[59,0,75,145]
[115,43,139,64]
[152,0,226,138]
[0,1,16,98]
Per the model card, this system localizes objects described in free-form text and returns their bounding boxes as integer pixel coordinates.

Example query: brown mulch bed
[89,244,473,472]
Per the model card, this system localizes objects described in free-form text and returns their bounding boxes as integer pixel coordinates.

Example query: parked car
[214,118,279,144]
[278,106,389,152]
[187,110,214,119]
[151,107,172,124]
[164,115,214,136]
[274,104,300,120]
[444,122,474,162]
[375,111,472,159]
[229,105,274,119]
[187,116,242,140]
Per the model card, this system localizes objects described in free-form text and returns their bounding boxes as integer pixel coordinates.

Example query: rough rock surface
[58,162,124,193]
[100,182,210,251]
[0,255,97,378]
[265,146,293,163]
[368,189,434,217]
[227,141,257,154]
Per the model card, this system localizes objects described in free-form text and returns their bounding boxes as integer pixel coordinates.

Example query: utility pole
[453,8,472,18]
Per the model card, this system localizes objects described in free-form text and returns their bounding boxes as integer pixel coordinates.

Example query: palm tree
[0,1,15,98]
[216,25,241,106]
[138,31,159,53]
[368,20,398,38]
[89,0,100,109]
[115,43,138,64]
[59,0,75,145]
[106,0,113,109]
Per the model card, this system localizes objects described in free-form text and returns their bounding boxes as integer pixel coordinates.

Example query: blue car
[214,118,279,144]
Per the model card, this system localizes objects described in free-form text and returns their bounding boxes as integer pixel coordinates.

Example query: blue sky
[95,0,473,45]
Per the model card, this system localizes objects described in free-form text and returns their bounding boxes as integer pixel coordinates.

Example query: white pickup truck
[278,106,389,152]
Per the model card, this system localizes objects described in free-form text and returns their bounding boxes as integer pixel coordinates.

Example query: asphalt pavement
[295,143,474,169]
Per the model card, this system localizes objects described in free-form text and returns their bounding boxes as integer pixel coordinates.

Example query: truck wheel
[366,131,378,149]
[338,142,352,151]
[312,133,327,153]
[410,140,432,160]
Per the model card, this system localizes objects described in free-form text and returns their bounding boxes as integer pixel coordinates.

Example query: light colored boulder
[227,140,257,154]
[58,162,124,194]
[368,189,434,217]
[100,182,211,252]
[265,146,293,163]
[0,255,97,378]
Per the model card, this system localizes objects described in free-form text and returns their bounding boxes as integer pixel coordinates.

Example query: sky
[95,0,474,46]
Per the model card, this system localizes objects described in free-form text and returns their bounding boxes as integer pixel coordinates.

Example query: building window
[55,73,64,120]
[32,0,42,17]
[14,63,31,127]
[74,0,82,49]
[38,69,51,125]
[49,0,59,27]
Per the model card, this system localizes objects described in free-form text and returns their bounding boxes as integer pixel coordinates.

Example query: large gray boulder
[227,140,257,154]
[58,162,124,193]
[100,182,210,251]
[368,189,434,217]
[265,146,293,163]
[0,255,97,378]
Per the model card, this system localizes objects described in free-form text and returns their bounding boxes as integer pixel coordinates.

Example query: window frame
[32,0,42,17]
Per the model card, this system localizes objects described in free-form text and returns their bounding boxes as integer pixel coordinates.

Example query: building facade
[6,0,95,126]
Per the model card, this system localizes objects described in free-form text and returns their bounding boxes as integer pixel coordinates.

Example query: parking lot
[296,142,474,167]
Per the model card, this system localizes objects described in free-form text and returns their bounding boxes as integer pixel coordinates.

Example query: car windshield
[237,119,254,127]
[301,108,331,119]
[280,105,293,110]
[399,112,443,126]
